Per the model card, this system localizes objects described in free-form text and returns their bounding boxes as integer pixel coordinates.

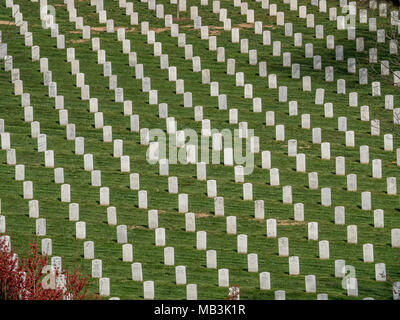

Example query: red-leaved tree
[0,236,90,300]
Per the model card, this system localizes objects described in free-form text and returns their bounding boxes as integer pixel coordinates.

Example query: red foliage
[0,237,22,300]
[0,236,89,300]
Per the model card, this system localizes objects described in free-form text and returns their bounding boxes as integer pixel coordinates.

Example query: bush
[0,236,89,300]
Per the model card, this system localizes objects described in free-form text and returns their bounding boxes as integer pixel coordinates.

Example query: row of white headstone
[14,0,400,235]
[189,0,400,136]
[44,0,400,300]
[60,0,400,300]
[5,3,216,300]
[3,0,378,276]
[86,0,396,192]
[7,3,190,298]
[0,1,394,300]
[145,0,398,172]
[50,0,400,262]
[0,7,133,298]
[132,0,400,180]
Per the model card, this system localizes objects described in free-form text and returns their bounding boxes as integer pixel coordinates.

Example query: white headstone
[347,225,358,244]
[289,256,300,275]
[76,221,86,239]
[206,250,217,269]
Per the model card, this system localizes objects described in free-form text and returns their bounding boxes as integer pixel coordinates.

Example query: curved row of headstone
[85,0,400,220]
[72,0,400,298]
[2,0,396,298]
[0,109,90,298]
[133,0,399,186]
[132,0,400,239]
[219,0,400,165]
[203,0,400,147]
[29,0,326,298]
[61,0,290,298]
[80,0,338,300]
[56,0,248,298]
[0,3,172,299]
[27,0,239,299]
[185,0,400,211]
[108,0,394,218]
[3,0,272,300]
[0,0,327,302]
[83,0,400,298]
[191,0,400,180]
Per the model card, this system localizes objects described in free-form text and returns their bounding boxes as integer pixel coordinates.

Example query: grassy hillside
[0,0,399,299]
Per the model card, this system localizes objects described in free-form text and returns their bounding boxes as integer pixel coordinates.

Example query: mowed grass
[0,0,399,299]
